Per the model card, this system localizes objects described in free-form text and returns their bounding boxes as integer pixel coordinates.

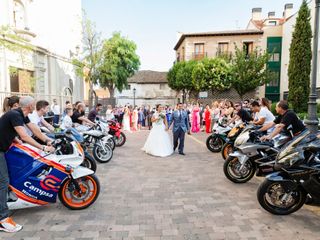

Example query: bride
[142,104,173,157]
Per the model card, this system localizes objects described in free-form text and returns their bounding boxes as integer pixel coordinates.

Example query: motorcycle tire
[93,144,113,163]
[221,143,234,160]
[106,137,116,150]
[115,132,126,147]
[223,156,256,183]
[257,179,307,215]
[59,174,100,210]
[80,153,97,172]
[206,135,224,152]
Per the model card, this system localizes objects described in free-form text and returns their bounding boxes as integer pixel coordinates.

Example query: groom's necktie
[179,110,182,121]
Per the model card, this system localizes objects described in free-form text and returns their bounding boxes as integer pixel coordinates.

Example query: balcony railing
[192,52,207,60]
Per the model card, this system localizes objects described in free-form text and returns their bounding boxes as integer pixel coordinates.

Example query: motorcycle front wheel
[206,135,224,152]
[106,137,116,150]
[59,174,100,210]
[80,153,97,172]
[221,143,234,160]
[223,156,256,183]
[257,179,306,215]
[93,143,113,163]
[115,132,126,147]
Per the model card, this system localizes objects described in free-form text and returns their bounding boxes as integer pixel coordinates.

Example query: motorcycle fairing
[5,144,69,204]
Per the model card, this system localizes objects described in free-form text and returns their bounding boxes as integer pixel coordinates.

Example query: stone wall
[189,88,258,105]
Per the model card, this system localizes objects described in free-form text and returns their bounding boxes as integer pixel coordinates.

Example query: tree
[167,60,196,102]
[192,58,232,92]
[96,32,140,98]
[288,0,312,113]
[73,11,102,108]
[230,46,272,99]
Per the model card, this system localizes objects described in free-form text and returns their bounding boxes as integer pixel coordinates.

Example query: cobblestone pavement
[2,131,320,240]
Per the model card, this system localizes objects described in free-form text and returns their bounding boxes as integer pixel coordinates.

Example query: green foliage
[95,32,140,97]
[0,25,33,52]
[168,58,231,98]
[192,58,232,92]
[230,45,272,99]
[288,0,312,113]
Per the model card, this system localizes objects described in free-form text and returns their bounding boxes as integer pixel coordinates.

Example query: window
[126,84,131,90]
[218,42,229,54]
[194,43,205,59]
[268,21,277,26]
[13,0,26,29]
[269,53,280,62]
[243,42,254,56]
[194,43,204,54]
[267,70,280,87]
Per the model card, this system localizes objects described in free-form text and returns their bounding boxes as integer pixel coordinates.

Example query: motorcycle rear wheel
[223,156,256,183]
[59,174,100,210]
[93,144,113,163]
[115,132,126,147]
[221,143,234,160]
[206,135,224,152]
[257,179,306,215]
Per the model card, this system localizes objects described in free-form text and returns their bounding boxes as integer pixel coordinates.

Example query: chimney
[252,8,262,21]
[268,11,276,18]
[283,3,293,19]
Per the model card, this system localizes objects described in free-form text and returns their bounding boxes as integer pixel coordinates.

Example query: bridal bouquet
[159,111,166,119]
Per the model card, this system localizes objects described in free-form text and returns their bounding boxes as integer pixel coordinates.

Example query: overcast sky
[82,0,303,72]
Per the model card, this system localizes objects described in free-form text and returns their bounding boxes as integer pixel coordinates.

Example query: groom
[170,103,190,155]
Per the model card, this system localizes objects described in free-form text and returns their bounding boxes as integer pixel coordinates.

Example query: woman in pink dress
[191,104,200,133]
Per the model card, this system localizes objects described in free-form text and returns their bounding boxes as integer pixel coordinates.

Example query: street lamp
[133,87,136,107]
[305,0,320,133]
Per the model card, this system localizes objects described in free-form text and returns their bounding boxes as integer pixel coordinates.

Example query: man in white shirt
[51,99,61,124]
[27,100,54,143]
[251,100,275,132]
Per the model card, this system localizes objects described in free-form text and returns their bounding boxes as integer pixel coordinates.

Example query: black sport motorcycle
[223,126,293,183]
[257,129,320,215]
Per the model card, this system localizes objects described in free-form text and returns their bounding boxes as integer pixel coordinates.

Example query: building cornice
[174,29,264,50]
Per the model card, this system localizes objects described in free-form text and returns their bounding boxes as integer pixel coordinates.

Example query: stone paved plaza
[2,131,320,240]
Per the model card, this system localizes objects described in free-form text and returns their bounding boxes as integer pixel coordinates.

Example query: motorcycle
[257,129,320,215]
[40,127,97,172]
[81,127,114,163]
[221,122,246,160]
[5,136,100,210]
[95,118,116,150]
[206,118,231,152]
[223,125,293,183]
[106,120,126,147]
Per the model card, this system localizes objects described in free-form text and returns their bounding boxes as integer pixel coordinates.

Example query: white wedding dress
[142,112,173,157]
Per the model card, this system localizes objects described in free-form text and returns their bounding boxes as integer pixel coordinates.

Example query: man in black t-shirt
[0,96,54,233]
[71,103,95,126]
[228,102,253,125]
[88,103,103,122]
[260,100,305,141]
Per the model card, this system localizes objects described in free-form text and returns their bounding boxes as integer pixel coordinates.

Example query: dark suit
[171,110,189,153]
